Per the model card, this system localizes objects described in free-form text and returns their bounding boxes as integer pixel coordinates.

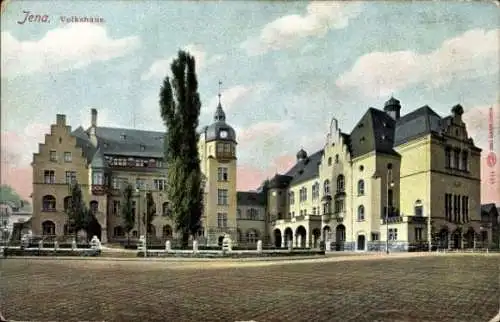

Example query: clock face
[220,130,228,138]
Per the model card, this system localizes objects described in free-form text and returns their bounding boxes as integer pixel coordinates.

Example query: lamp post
[385,169,394,254]
[427,214,432,252]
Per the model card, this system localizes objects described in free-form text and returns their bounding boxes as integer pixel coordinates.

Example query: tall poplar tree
[121,183,135,245]
[143,191,157,243]
[160,50,203,247]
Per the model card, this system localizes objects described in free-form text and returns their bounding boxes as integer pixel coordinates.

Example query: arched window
[312,182,320,199]
[357,180,365,195]
[162,202,170,216]
[323,179,330,195]
[162,225,172,238]
[337,175,345,192]
[335,154,339,163]
[63,196,72,211]
[357,205,365,221]
[89,201,98,213]
[328,157,332,166]
[42,220,55,235]
[42,195,56,212]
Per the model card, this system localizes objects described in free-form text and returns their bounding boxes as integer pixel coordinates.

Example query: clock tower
[198,83,238,246]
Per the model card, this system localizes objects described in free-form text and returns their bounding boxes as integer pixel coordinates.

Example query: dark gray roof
[268,174,293,189]
[237,191,266,206]
[394,105,443,146]
[349,108,399,158]
[71,126,166,161]
[481,203,498,214]
[204,103,236,143]
[71,126,97,163]
[284,149,324,186]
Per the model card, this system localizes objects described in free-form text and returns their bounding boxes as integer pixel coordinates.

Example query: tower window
[218,167,228,181]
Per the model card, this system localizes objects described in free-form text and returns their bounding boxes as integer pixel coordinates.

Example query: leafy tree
[66,182,90,239]
[0,185,30,209]
[121,183,135,245]
[142,191,157,243]
[160,50,204,247]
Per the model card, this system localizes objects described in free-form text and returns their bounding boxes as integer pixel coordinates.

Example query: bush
[4,248,101,257]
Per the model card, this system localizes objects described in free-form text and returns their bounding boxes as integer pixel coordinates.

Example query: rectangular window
[217,189,228,205]
[453,149,460,169]
[216,143,224,153]
[43,170,56,184]
[414,205,423,217]
[217,213,228,227]
[371,233,379,241]
[461,151,468,171]
[389,228,398,241]
[132,201,137,217]
[153,179,166,191]
[217,167,228,181]
[64,152,72,162]
[457,195,461,222]
[388,189,393,207]
[453,195,458,222]
[92,172,104,185]
[415,228,423,241]
[49,150,57,162]
[462,196,469,222]
[135,178,145,190]
[65,171,76,184]
[224,143,230,153]
[445,147,451,168]
[113,200,120,215]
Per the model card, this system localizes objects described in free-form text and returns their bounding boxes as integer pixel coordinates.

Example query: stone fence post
[192,240,199,254]
[165,240,171,252]
[257,240,263,254]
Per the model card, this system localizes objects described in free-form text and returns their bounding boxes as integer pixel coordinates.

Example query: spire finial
[218,80,222,105]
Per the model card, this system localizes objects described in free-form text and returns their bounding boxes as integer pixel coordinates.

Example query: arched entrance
[86,216,102,241]
[323,225,331,241]
[274,229,282,248]
[42,220,55,236]
[312,228,321,248]
[437,227,449,249]
[284,227,293,248]
[335,224,346,251]
[162,225,172,239]
[464,228,475,249]
[296,226,307,248]
[451,229,462,249]
[357,234,366,251]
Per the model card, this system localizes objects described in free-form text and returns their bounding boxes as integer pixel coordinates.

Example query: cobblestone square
[1,254,498,322]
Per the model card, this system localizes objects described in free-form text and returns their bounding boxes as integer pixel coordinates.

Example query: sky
[1,1,499,205]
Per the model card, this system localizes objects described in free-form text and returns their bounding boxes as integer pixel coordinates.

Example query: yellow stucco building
[31,96,489,250]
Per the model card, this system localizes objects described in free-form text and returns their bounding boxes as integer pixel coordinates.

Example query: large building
[31,96,491,250]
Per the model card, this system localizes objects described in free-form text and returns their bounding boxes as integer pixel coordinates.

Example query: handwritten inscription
[17,11,105,25]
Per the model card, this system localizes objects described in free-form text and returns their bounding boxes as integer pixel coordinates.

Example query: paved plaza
[1,253,499,322]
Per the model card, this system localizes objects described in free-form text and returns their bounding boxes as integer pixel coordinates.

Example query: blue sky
[1,1,499,202]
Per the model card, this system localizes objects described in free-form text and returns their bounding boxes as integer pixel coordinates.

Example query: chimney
[56,114,66,126]
[91,108,98,127]
[89,108,98,147]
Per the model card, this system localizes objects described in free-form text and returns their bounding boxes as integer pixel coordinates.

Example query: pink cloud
[237,154,295,191]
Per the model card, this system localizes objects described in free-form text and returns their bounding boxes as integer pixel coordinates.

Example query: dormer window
[120,133,126,140]
[360,137,365,143]
[140,145,145,151]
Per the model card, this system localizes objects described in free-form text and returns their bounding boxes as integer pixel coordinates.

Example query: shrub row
[137,250,325,258]
[129,244,312,251]
[24,243,91,249]
[3,248,101,257]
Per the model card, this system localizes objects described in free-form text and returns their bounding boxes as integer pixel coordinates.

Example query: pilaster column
[281,234,285,248]
[305,230,310,248]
